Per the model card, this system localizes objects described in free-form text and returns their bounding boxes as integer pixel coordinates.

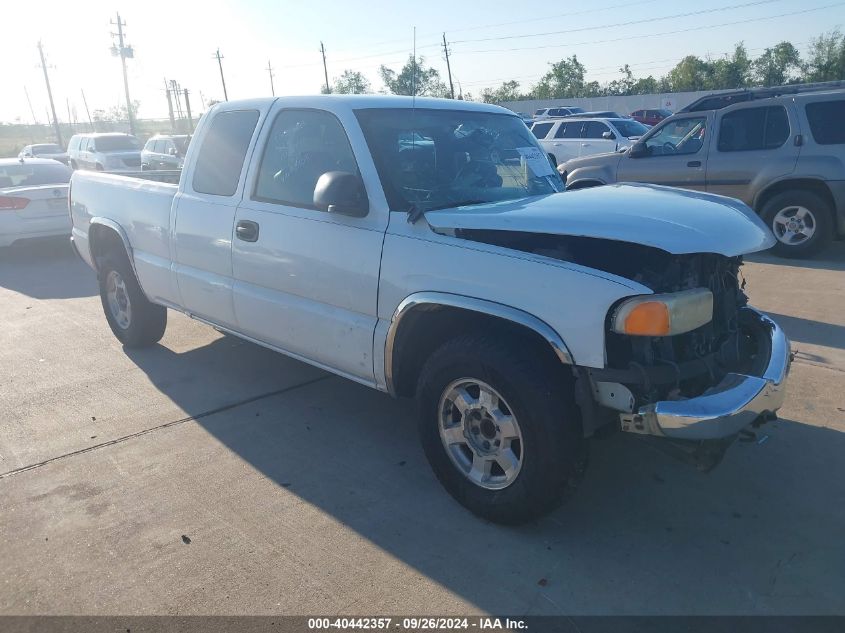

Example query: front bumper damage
[619,308,791,441]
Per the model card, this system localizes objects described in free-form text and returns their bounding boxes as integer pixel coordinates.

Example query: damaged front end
[449,229,792,470]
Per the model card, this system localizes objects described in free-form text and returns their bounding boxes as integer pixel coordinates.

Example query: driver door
[617,112,713,191]
[231,106,386,383]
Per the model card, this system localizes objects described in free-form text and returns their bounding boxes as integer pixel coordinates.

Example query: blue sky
[2,0,844,123]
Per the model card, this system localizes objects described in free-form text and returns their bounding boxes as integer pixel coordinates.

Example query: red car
[630,108,673,126]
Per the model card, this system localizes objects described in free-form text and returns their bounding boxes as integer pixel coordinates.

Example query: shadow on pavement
[0,237,97,300]
[763,312,845,352]
[124,334,845,614]
[747,241,845,271]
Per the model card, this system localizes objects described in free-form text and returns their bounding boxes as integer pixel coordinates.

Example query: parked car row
[531,117,649,166]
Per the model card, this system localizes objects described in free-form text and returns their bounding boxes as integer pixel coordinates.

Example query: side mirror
[602,131,615,140]
[313,171,368,218]
[629,142,648,158]
[168,147,178,156]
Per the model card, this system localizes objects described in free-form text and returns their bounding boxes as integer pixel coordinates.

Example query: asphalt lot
[1,238,844,616]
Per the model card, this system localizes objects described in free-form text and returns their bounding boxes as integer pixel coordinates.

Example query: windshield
[355,108,564,213]
[0,163,71,188]
[94,135,140,151]
[32,144,63,153]
[567,107,585,114]
[612,120,649,137]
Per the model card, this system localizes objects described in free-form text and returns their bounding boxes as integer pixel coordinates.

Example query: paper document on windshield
[517,147,555,177]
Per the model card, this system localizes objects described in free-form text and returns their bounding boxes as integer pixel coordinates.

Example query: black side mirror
[168,147,178,156]
[313,171,368,218]
[629,142,648,158]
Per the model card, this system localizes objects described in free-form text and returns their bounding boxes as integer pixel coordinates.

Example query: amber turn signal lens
[623,301,671,336]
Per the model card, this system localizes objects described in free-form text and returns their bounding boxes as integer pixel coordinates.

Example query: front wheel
[761,190,833,259]
[98,253,167,347]
[416,333,586,524]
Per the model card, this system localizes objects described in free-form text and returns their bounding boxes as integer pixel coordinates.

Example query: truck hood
[426,183,775,256]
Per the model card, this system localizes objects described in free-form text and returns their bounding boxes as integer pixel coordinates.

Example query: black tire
[95,163,104,171]
[760,190,834,259]
[98,252,166,347]
[416,332,587,524]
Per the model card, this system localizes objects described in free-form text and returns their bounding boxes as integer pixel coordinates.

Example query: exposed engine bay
[450,229,765,407]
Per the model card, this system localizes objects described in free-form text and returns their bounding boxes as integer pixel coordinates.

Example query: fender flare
[88,217,138,278]
[383,291,574,396]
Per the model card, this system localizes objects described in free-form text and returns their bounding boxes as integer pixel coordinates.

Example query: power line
[455,3,845,54]
[452,0,783,44]
[461,41,814,88]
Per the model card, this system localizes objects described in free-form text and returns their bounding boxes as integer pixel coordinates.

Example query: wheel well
[567,179,604,190]
[390,305,566,398]
[89,224,129,272]
[755,178,836,222]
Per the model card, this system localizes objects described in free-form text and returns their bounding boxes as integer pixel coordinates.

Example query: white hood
[426,183,775,257]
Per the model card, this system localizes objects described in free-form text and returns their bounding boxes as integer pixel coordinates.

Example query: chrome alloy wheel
[772,205,817,246]
[438,379,524,490]
[105,270,132,330]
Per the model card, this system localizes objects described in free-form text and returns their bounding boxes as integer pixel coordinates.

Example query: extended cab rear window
[192,110,259,196]
[805,100,845,145]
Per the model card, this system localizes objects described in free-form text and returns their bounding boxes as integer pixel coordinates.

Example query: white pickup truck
[70,95,791,524]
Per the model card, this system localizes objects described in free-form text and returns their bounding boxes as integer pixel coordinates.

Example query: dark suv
[141,135,190,170]
[561,86,845,258]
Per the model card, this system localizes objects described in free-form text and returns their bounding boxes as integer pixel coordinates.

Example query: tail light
[0,196,30,210]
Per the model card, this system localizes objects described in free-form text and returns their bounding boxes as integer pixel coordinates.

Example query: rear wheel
[416,333,586,524]
[761,190,833,258]
[98,252,166,347]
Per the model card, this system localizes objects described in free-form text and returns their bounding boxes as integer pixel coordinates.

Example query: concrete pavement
[1,239,844,615]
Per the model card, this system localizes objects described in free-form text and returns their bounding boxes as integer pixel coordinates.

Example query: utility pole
[37,41,62,146]
[24,86,38,125]
[184,88,194,132]
[214,49,228,101]
[320,42,330,93]
[110,13,136,135]
[267,59,275,96]
[81,89,94,131]
[170,80,184,120]
[442,33,455,99]
[164,78,175,132]
[66,98,73,132]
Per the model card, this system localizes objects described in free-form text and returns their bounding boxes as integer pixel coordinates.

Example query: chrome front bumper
[620,308,791,440]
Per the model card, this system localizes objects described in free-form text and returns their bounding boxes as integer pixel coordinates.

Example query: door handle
[581,143,591,147]
[235,220,259,242]
[687,160,702,167]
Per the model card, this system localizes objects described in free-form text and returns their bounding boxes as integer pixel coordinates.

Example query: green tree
[323,69,371,94]
[710,44,752,89]
[753,42,803,86]
[530,55,588,99]
[665,56,711,92]
[804,30,845,82]
[480,80,522,103]
[378,55,448,97]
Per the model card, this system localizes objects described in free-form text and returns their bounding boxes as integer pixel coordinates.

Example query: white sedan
[0,158,72,248]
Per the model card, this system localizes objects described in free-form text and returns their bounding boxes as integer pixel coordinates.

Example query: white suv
[67,133,142,172]
[532,117,649,166]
